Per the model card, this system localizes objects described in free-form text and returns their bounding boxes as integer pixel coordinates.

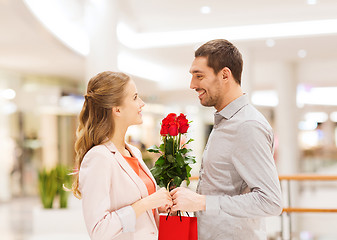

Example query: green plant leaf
[182,138,194,148]
[176,153,184,167]
[167,154,175,163]
[159,143,165,152]
[165,137,175,155]
[184,156,196,164]
[155,156,165,166]
[185,165,192,175]
[185,177,191,186]
[173,176,183,187]
[150,166,162,177]
[147,145,160,153]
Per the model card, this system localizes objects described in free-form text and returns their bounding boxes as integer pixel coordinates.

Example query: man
[170,39,282,240]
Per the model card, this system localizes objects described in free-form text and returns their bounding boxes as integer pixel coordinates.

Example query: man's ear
[112,106,122,117]
[220,67,231,82]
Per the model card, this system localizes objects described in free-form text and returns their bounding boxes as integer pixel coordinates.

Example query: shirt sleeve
[79,148,137,240]
[205,120,283,218]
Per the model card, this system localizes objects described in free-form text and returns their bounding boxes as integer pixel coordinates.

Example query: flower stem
[178,133,181,151]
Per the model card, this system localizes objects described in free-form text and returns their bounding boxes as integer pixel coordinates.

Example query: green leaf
[150,166,162,177]
[173,176,183,187]
[184,156,196,164]
[147,145,160,153]
[165,137,175,155]
[176,153,184,167]
[159,143,165,152]
[174,166,182,175]
[167,154,175,163]
[185,177,191,186]
[167,171,175,178]
[182,138,194,148]
[155,156,165,166]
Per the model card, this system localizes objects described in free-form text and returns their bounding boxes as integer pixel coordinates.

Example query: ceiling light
[297,86,337,106]
[118,52,169,82]
[298,49,307,58]
[266,39,275,47]
[307,0,317,5]
[0,89,16,100]
[304,112,328,123]
[330,112,337,122]
[200,6,211,14]
[251,90,278,107]
[117,19,337,49]
[298,120,318,131]
[0,102,17,115]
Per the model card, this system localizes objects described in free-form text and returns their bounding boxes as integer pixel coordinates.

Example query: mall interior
[1,0,337,239]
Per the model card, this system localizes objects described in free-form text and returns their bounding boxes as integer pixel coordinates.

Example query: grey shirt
[196,94,282,240]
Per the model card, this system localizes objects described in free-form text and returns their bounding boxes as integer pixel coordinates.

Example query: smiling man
[170,39,283,240]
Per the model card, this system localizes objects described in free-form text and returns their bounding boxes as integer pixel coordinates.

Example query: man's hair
[195,39,243,85]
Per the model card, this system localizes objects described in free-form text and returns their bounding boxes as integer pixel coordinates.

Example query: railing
[279,175,337,239]
[189,175,337,239]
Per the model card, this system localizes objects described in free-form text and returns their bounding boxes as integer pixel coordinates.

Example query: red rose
[177,113,189,134]
[166,113,176,121]
[168,121,178,136]
[161,113,177,136]
[160,123,169,135]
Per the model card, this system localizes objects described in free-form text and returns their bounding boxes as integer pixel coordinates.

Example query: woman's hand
[132,188,173,218]
[146,187,173,210]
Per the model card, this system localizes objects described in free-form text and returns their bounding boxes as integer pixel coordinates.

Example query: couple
[72,39,283,240]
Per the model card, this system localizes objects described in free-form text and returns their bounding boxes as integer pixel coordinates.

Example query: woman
[72,71,172,240]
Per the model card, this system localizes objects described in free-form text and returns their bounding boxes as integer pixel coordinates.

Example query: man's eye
[196,75,203,79]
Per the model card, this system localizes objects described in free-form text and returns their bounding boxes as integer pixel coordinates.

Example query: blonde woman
[72,71,172,240]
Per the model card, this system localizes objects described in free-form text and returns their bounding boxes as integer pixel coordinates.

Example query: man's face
[189,57,222,108]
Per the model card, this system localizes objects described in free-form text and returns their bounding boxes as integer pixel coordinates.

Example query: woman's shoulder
[82,144,113,165]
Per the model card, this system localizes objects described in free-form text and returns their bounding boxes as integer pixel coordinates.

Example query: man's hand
[170,187,206,212]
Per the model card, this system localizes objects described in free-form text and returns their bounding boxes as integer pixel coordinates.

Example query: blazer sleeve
[79,148,136,240]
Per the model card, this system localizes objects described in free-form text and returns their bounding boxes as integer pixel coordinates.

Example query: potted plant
[38,168,58,208]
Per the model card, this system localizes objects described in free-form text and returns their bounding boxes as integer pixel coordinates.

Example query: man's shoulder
[236,104,273,133]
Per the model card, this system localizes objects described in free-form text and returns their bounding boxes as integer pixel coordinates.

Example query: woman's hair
[72,71,130,198]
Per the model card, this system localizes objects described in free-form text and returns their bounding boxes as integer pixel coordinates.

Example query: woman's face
[119,80,145,126]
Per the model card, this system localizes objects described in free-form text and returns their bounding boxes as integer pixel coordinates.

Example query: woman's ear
[112,106,122,117]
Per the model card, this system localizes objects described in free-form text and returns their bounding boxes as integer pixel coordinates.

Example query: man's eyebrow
[190,70,203,74]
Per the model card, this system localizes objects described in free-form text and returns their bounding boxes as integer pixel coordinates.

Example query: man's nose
[190,78,196,90]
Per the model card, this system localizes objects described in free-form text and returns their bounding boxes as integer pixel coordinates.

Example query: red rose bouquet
[148,113,195,188]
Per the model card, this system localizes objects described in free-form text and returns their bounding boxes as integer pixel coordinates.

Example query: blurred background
[1,0,337,239]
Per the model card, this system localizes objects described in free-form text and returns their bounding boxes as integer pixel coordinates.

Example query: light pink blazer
[79,141,159,240]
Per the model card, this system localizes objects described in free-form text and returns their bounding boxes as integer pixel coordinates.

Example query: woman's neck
[110,123,130,156]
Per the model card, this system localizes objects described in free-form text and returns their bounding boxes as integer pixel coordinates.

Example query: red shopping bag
[158,214,198,240]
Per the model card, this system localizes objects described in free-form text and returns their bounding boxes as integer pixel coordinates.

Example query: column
[275,62,299,239]
[0,81,15,201]
[240,47,254,96]
[275,62,299,175]
[85,0,119,80]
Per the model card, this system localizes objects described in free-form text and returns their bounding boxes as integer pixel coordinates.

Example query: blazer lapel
[125,142,159,230]
[126,142,158,188]
[103,141,148,198]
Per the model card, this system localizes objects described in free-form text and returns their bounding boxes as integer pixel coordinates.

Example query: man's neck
[215,85,243,112]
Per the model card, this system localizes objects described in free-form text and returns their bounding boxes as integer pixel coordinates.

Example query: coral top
[123,156,156,214]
